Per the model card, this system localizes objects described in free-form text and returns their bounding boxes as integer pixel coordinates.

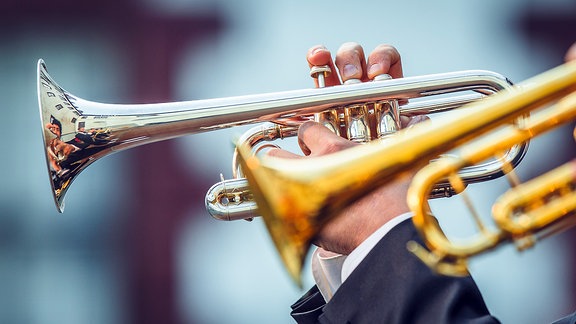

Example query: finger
[307,45,341,87]
[266,148,302,159]
[366,44,403,79]
[335,42,368,83]
[400,116,411,128]
[400,115,429,128]
[298,121,355,156]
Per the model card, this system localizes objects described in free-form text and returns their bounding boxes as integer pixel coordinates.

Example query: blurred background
[2,0,576,323]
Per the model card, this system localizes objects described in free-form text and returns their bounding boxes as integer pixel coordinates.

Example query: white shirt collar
[311,212,413,302]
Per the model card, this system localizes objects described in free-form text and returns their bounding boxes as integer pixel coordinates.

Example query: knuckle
[322,138,354,154]
[374,43,398,54]
[336,42,364,62]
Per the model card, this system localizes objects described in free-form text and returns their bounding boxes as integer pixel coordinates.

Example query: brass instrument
[38,59,520,213]
[202,74,523,221]
[236,61,576,285]
[206,118,526,221]
[407,95,576,276]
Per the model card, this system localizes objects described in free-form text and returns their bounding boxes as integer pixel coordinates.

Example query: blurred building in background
[1,0,575,323]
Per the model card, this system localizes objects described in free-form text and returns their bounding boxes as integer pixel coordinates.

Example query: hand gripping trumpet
[205,71,524,221]
[38,59,519,213]
[236,61,576,285]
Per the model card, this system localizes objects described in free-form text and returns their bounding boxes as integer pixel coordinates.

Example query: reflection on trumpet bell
[236,61,576,285]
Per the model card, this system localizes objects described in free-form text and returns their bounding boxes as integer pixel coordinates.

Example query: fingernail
[368,63,383,77]
[342,64,359,79]
[312,46,327,55]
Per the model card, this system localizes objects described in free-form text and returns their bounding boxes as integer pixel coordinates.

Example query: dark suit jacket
[291,219,500,324]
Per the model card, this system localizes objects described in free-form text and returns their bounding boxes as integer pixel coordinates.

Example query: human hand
[306,42,404,86]
[268,43,424,255]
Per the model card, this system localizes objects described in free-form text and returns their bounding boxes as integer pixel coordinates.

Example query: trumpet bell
[236,144,323,285]
[38,59,101,212]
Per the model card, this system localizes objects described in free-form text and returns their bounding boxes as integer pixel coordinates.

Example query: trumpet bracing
[38,59,520,214]
[236,61,576,285]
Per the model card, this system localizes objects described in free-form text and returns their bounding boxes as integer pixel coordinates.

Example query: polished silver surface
[38,58,521,214]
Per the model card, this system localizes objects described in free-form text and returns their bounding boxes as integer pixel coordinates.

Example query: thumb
[298,121,353,156]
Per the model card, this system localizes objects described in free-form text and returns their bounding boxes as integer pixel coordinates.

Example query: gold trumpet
[236,61,576,285]
[38,59,519,213]
[407,95,576,276]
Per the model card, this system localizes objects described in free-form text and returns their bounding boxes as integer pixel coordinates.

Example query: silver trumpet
[37,59,524,214]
